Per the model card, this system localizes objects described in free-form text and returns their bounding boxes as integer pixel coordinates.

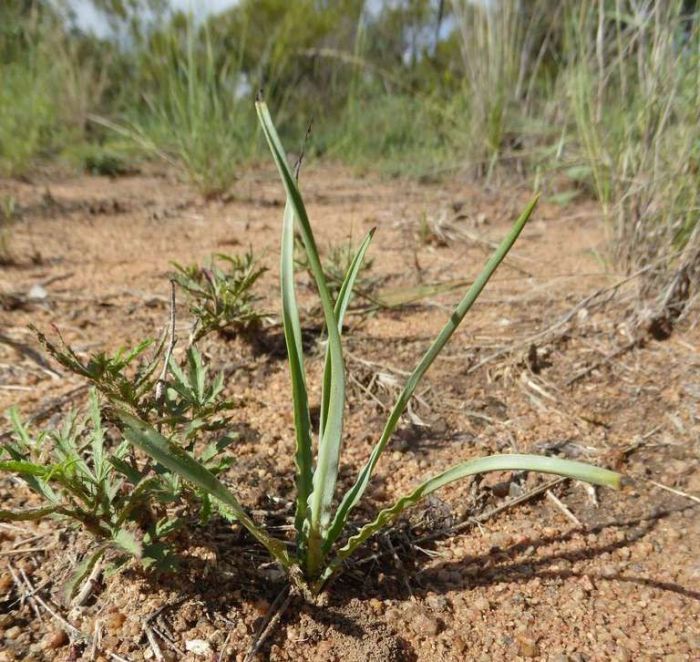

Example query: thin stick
[217,629,234,662]
[420,476,567,543]
[73,558,103,607]
[90,620,103,662]
[143,625,165,662]
[465,261,661,375]
[10,564,131,662]
[243,585,292,662]
[565,340,639,386]
[648,480,700,505]
[0,546,54,557]
[8,564,43,623]
[546,490,583,528]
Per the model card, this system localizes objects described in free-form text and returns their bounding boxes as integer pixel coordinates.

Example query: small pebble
[4,626,21,640]
[105,611,126,633]
[472,596,491,612]
[516,636,538,658]
[411,612,440,637]
[42,629,68,650]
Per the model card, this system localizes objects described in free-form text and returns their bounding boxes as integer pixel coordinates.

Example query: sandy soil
[0,164,698,661]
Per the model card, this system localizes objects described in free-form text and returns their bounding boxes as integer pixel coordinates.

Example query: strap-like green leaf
[256,100,346,576]
[280,200,313,556]
[118,411,293,569]
[318,453,621,588]
[319,229,375,440]
[324,197,539,554]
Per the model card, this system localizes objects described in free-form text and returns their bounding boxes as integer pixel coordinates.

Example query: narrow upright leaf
[325,197,539,553]
[280,200,313,555]
[256,100,346,575]
[319,229,375,440]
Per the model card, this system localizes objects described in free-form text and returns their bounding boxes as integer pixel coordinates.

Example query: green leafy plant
[171,251,266,344]
[294,234,378,304]
[120,102,622,598]
[0,391,182,599]
[32,329,162,414]
[0,335,239,592]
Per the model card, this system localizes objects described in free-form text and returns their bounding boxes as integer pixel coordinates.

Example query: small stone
[185,639,213,657]
[42,629,68,650]
[453,634,467,653]
[426,594,449,612]
[0,574,13,593]
[4,626,21,640]
[411,612,440,637]
[472,596,490,612]
[316,640,334,659]
[105,611,126,633]
[436,569,451,583]
[253,599,270,616]
[489,532,512,550]
[517,636,538,657]
[368,598,383,613]
[600,564,618,578]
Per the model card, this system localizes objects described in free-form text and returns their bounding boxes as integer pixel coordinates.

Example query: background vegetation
[1,0,698,305]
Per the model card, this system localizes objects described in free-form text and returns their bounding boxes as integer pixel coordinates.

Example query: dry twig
[546,489,583,528]
[243,584,292,662]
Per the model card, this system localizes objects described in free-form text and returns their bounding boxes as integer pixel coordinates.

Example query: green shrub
[172,251,267,344]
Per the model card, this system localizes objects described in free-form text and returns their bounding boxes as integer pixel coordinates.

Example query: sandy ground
[0,164,698,661]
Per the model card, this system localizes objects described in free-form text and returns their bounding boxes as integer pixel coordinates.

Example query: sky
[65,0,239,37]
[63,0,462,40]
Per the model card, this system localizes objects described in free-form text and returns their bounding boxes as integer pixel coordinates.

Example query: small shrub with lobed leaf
[1,391,182,599]
[118,101,622,598]
[1,341,238,597]
[294,233,379,305]
[171,251,266,345]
